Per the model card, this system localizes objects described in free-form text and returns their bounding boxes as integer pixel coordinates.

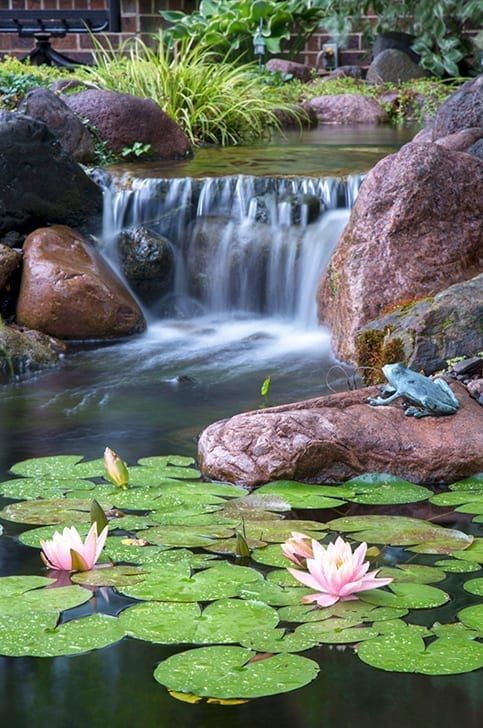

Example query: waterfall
[102,173,362,328]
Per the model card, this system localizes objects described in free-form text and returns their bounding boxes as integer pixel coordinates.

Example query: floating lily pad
[243,520,326,544]
[357,627,483,674]
[240,628,320,653]
[0,613,124,657]
[266,569,305,588]
[120,598,279,645]
[221,493,291,515]
[278,602,408,624]
[458,605,483,632]
[0,478,96,500]
[431,622,480,640]
[153,646,319,699]
[296,621,380,644]
[127,465,201,486]
[0,584,91,616]
[104,539,218,569]
[203,536,267,555]
[71,565,145,587]
[377,564,445,584]
[452,538,483,563]
[256,481,351,509]
[327,515,472,553]
[344,474,431,505]
[107,515,156,532]
[463,578,483,596]
[0,498,112,526]
[430,491,483,507]
[237,580,312,606]
[0,575,55,597]
[434,559,481,573]
[9,455,105,479]
[359,582,449,609]
[117,562,263,602]
[137,524,234,548]
[138,455,196,468]
[251,544,296,568]
[19,523,91,548]
[449,475,483,491]
[158,481,246,499]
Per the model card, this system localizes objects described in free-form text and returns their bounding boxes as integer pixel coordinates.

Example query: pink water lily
[40,523,109,572]
[281,531,314,567]
[288,536,393,608]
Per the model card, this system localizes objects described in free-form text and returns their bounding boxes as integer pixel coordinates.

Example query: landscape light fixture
[253,19,266,67]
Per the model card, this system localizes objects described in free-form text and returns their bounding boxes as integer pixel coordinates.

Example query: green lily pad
[327,515,472,553]
[278,602,408,624]
[240,628,320,653]
[256,481,351,509]
[430,491,483,506]
[158,481,246,499]
[71,565,146,587]
[203,536,267,555]
[463,578,483,596]
[153,645,319,699]
[237,580,312,606]
[0,498,112,525]
[137,455,196,468]
[19,523,91,548]
[117,561,263,602]
[359,582,449,609]
[243,520,326,544]
[107,515,156,532]
[0,478,96,500]
[127,466,201,486]
[0,613,124,657]
[377,564,445,584]
[220,494,291,514]
[452,538,483,563]
[431,622,480,640]
[120,598,279,645]
[455,502,483,515]
[344,474,431,505]
[251,544,295,568]
[296,621,380,644]
[9,455,105,479]
[104,539,217,569]
[434,559,481,573]
[357,627,483,674]
[0,584,92,616]
[449,474,483,491]
[137,524,234,548]
[458,605,483,632]
[0,575,55,597]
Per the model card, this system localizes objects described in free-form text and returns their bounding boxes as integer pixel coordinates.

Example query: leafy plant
[77,34,299,146]
[161,0,326,61]
[121,142,152,159]
[0,56,67,108]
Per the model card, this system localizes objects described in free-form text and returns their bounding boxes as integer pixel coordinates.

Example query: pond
[0,126,481,728]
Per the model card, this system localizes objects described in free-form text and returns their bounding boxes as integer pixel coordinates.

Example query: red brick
[121,15,136,32]
[139,0,152,13]
[122,0,137,13]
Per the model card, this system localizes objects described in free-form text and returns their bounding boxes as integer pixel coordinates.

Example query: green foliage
[161,0,325,61]
[307,0,482,77]
[121,141,152,159]
[77,34,298,146]
[0,56,67,108]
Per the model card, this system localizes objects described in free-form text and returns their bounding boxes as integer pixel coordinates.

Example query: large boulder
[304,94,389,124]
[266,58,311,82]
[0,324,65,379]
[317,143,483,363]
[119,226,174,303]
[18,87,95,164]
[366,49,429,84]
[198,382,483,486]
[65,90,191,160]
[432,75,483,140]
[0,112,102,236]
[356,274,483,376]
[16,226,146,339]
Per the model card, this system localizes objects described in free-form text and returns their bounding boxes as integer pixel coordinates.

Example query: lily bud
[104,447,129,489]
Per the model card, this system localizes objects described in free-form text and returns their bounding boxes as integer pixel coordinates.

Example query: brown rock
[18,87,95,164]
[366,49,429,84]
[0,323,65,378]
[434,127,483,152]
[411,127,433,143]
[65,90,191,160]
[266,59,312,82]
[317,143,483,363]
[0,245,21,291]
[198,382,483,486]
[16,226,146,339]
[305,94,389,124]
[467,378,483,400]
[432,75,483,140]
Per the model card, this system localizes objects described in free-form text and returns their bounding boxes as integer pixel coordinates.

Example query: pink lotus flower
[281,531,314,567]
[288,536,393,608]
[40,523,108,572]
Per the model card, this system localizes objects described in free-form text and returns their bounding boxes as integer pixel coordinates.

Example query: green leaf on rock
[153,645,319,699]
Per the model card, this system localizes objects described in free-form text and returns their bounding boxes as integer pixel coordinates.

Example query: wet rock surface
[266,58,312,82]
[304,94,389,124]
[317,143,483,363]
[16,225,146,339]
[0,245,21,292]
[65,90,191,160]
[0,112,102,236]
[119,226,174,303]
[0,324,65,379]
[366,49,429,84]
[18,87,95,164]
[198,382,483,486]
[431,75,483,140]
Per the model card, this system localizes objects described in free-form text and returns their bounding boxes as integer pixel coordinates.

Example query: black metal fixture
[252,19,266,68]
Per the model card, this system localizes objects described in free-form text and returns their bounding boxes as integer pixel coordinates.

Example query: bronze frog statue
[368,363,459,418]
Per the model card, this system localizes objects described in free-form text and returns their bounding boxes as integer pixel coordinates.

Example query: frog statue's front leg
[368,391,401,407]
[404,405,431,418]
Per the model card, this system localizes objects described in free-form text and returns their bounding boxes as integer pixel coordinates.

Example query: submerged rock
[16,225,146,339]
[317,143,483,363]
[355,274,483,375]
[305,94,389,124]
[0,111,102,236]
[0,324,65,378]
[198,382,483,486]
[65,90,191,160]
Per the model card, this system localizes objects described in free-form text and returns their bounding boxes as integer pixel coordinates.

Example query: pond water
[0,126,481,728]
